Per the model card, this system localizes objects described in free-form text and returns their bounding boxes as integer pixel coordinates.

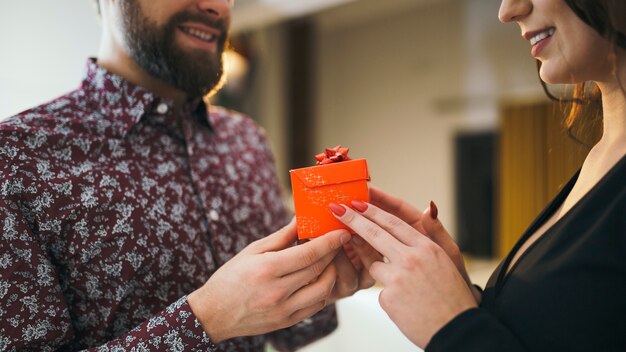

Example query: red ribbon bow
[315,145,351,165]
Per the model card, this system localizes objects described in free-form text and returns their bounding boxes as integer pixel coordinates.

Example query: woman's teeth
[530,28,555,46]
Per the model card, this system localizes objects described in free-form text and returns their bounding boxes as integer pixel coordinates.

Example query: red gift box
[290,146,370,239]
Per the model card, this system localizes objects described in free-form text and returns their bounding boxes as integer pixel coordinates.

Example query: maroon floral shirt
[0,59,337,351]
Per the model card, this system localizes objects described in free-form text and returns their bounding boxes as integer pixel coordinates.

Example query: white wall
[245,26,292,192]
[309,0,542,236]
[0,1,101,119]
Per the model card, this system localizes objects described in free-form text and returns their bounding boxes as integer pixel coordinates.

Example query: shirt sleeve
[425,308,528,352]
[0,194,217,351]
[266,304,338,352]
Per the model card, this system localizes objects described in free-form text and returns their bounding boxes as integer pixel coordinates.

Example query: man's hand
[325,237,382,304]
[187,219,351,343]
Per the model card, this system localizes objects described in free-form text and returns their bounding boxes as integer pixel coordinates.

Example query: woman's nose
[499,0,532,23]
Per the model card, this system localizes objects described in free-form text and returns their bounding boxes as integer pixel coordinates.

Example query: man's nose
[197,0,232,21]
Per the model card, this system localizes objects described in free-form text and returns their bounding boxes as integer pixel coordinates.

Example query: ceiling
[231,0,357,33]
[231,0,447,33]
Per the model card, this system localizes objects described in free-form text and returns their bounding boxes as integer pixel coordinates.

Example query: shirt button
[209,210,219,221]
[156,103,169,114]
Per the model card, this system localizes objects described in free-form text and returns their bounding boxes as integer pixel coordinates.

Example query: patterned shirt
[0,59,337,351]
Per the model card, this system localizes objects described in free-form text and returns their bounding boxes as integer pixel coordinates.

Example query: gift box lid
[290,159,370,188]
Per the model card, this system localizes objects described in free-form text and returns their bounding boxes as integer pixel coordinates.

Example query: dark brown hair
[542,0,625,141]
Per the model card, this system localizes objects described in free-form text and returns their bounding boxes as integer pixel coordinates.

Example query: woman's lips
[524,27,555,58]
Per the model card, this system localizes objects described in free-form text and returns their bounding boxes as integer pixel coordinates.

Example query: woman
[328,0,626,350]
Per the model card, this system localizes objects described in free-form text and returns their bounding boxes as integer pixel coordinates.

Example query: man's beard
[120,0,228,99]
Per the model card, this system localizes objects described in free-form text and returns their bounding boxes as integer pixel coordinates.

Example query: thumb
[422,201,472,284]
[421,201,449,244]
[271,229,351,275]
[255,218,298,253]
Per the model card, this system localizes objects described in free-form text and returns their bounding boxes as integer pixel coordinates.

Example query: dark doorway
[455,132,496,258]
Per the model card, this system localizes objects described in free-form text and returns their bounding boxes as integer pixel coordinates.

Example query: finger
[343,243,363,270]
[331,249,359,297]
[368,261,389,285]
[421,202,463,257]
[280,251,337,294]
[421,202,472,284]
[369,186,425,232]
[287,261,337,311]
[255,218,298,252]
[273,229,351,276]
[353,201,424,247]
[349,236,383,289]
[350,235,384,270]
[359,268,377,290]
[286,301,327,329]
[331,205,404,261]
[421,201,451,244]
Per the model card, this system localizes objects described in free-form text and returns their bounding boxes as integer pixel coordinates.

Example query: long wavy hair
[541,0,626,144]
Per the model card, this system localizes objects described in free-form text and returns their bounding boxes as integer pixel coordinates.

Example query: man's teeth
[530,28,555,46]
[183,27,216,42]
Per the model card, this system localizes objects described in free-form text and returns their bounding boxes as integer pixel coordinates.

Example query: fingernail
[351,235,365,247]
[429,201,438,220]
[340,232,351,245]
[329,203,347,216]
[351,200,368,213]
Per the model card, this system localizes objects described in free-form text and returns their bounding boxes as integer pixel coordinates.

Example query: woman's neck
[595,51,626,152]
[596,81,626,150]
[579,78,626,185]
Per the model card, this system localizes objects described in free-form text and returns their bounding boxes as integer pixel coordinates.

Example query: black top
[427,155,626,352]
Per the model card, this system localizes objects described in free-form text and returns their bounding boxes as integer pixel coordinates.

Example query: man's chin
[173,37,222,61]
[176,33,221,56]
[163,60,222,95]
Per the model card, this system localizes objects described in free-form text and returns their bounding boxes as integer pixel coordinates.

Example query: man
[0,0,378,350]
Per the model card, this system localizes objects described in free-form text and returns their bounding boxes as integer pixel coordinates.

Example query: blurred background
[0,0,594,351]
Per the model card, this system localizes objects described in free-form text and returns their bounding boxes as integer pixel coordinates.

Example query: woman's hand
[369,187,481,303]
[330,201,477,348]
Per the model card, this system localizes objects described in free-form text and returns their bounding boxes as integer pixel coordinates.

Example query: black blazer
[427,155,626,352]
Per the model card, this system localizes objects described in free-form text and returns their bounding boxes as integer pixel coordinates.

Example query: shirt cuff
[144,296,217,351]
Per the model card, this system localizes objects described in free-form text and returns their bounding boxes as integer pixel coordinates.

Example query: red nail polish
[329,203,347,216]
[430,201,438,220]
[351,200,369,213]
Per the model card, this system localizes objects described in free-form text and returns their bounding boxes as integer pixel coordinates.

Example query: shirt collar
[81,58,212,135]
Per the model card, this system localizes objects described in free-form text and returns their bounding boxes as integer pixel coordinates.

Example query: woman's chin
[539,69,577,86]
[539,60,592,85]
